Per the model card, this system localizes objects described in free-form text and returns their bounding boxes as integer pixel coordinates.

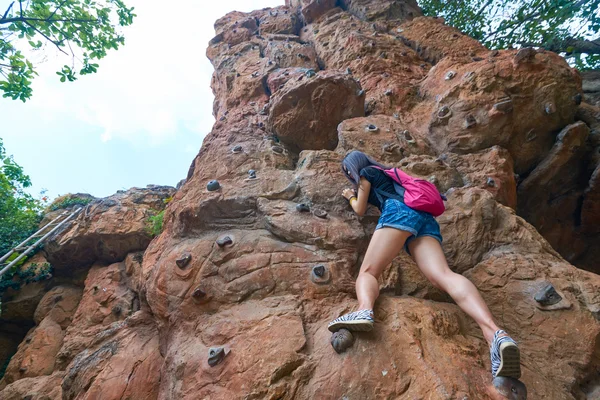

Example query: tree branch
[23,20,68,55]
[47,0,68,22]
[2,2,14,20]
[0,16,98,24]
[520,37,600,55]
[474,0,494,19]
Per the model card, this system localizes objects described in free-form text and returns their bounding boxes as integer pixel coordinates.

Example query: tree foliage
[418,0,600,69]
[0,138,42,257]
[0,0,135,101]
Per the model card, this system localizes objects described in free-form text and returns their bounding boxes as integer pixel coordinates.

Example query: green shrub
[47,195,94,211]
[146,210,164,237]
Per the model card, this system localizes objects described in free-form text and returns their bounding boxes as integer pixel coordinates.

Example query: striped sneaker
[328,309,374,332]
[490,330,521,379]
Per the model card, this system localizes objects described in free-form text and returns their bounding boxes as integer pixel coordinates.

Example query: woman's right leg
[356,227,413,310]
[328,227,412,332]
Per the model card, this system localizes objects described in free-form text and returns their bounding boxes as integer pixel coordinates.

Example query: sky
[0,0,281,200]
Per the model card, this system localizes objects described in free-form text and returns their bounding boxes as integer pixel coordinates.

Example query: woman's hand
[342,188,356,200]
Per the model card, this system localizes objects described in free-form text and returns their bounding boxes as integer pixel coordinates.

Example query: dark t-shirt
[359,167,403,210]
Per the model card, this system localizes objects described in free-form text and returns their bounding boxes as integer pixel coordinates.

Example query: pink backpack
[371,166,446,217]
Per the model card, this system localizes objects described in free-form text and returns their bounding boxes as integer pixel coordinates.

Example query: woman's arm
[343,177,370,216]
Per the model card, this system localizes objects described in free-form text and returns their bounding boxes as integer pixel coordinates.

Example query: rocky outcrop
[43,185,175,272]
[1,1,600,399]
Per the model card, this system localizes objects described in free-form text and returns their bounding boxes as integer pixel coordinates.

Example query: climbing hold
[207,180,220,191]
[384,89,393,96]
[492,376,527,400]
[486,177,496,187]
[463,71,475,81]
[573,93,582,105]
[493,99,513,113]
[313,209,328,218]
[438,106,452,119]
[393,113,399,119]
[357,89,365,97]
[402,130,416,144]
[311,264,331,284]
[346,67,352,75]
[544,103,556,115]
[192,287,206,300]
[219,116,226,122]
[472,56,484,62]
[365,124,379,133]
[216,235,233,247]
[534,283,562,306]
[331,329,355,354]
[464,114,477,129]
[251,71,259,78]
[444,71,456,81]
[176,254,192,269]
[271,145,284,154]
[268,60,273,66]
[208,347,227,367]
[279,84,285,90]
[525,130,537,142]
[296,203,310,213]
[306,69,316,78]
[112,305,121,316]
[313,265,326,278]
[490,50,499,57]
[231,145,243,154]
[248,169,256,179]
[379,51,387,59]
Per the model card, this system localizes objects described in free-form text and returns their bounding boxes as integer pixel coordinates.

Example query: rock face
[2,1,600,399]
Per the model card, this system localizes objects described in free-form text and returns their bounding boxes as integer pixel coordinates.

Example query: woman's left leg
[408,236,521,379]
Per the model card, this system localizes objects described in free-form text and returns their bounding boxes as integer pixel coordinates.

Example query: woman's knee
[358,263,381,279]
[427,269,455,291]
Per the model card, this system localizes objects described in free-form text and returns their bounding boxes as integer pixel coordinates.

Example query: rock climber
[328,150,521,380]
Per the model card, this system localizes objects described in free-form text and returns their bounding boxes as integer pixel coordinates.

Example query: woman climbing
[328,150,521,380]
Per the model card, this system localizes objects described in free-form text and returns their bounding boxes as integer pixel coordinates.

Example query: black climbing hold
[279,84,284,90]
[384,89,392,96]
[259,109,267,115]
[208,347,227,367]
[366,124,378,133]
[248,169,256,179]
[346,67,352,75]
[438,106,452,119]
[534,283,562,306]
[112,305,122,316]
[313,265,326,278]
[232,145,243,154]
[306,69,316,78]
[331,328,354,354]
[313,209,327,219]
[544,103,556,115]
[219,116,226,122]
[271,145,284,154]
[486,177,496,187]
[251,71,259,78]
[573,93,582,105]
[472,56,484,62]
[402,130,416,144]
[296,203,310,212]
[445,71,456,81]
[176,254,192,269]
[492,376,527,400]
[207,180,220,191]
[493,99,513,113]
[464,114,477,129]
[525,130,537,142]
[216,235,233,247]
[192,287,206,299]
[357,89,365,96]
[393,113,399,119]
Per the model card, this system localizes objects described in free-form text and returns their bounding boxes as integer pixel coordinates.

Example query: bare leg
[356,228,413,310]
[408,236,504,346]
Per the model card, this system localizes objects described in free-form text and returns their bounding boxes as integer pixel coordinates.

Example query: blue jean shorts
[375,198,443,254]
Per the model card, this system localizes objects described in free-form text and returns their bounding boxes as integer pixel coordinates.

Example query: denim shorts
[375,198,443,254]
